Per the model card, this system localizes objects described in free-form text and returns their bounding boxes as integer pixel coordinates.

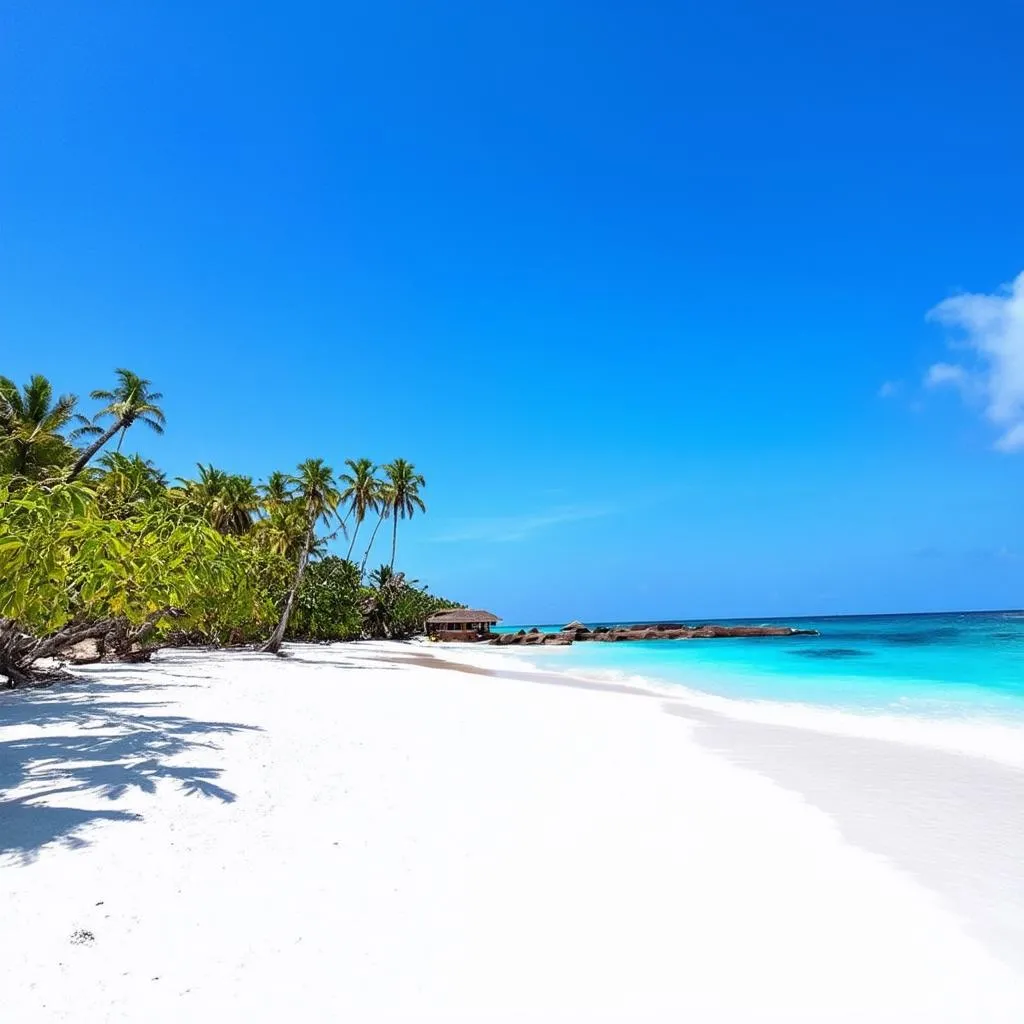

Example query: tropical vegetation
[0,369,460,686]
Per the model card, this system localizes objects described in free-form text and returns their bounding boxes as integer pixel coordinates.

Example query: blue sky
[3,1,1023,622]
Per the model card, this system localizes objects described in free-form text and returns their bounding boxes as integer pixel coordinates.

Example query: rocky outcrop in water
[489,621,818,646]
[491,629,572,646]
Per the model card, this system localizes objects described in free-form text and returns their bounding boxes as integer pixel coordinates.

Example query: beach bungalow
[425,609,500,641]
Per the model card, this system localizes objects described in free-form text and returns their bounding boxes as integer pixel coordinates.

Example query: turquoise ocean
[489,612,1024,761]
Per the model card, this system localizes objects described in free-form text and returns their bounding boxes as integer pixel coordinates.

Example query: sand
[2,641,1024,1022]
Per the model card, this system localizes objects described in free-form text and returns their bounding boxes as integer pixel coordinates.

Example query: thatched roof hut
[425,609,501,640]
[426,610,500,626]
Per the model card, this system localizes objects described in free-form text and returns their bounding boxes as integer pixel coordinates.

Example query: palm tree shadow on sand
[0,677,259,863]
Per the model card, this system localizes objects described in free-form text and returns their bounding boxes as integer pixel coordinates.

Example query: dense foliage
[361,565,462,641]
[289,560,461,642]
[0,369,460,685]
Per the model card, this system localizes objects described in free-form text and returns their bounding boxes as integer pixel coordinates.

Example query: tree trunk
[0,654,34,688]
[360,512,386,578]
[390,512,398,570]
[67,418,125,481]
[0,625,32,688]
[1,618,117,687]
[262,517,315,654]
[345,516,361,561]
[29,618,118,662]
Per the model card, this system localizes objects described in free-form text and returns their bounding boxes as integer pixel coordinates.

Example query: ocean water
[491,612,1024,739]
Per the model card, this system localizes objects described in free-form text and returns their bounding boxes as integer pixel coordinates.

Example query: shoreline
[406,640,1024,769]
[391,641,1024,969]
[3,641,1024,1020]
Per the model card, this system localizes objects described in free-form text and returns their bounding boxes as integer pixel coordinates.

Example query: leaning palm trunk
[67,418,124,481]
[360,511,386,578]
[390,512,398,570]
[262,516,315,654]
[345,517,362,561]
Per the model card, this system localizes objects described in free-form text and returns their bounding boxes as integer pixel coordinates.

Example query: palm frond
[140,415,165,434]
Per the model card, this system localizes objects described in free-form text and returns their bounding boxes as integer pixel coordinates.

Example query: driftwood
[0,609,184,688]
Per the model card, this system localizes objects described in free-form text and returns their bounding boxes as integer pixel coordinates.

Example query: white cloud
[877,380,902,398]
[994,422,1024,453]
[432,504,614,543]
[926,270,1024,451]
[924,363,968,389]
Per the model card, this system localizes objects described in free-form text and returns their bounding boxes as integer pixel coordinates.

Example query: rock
[559,620,592,640]
[63,639,103,665]
[495,622,816,645]
[691,624,807,638]
[121,647,157,663]
[585,623,818,643]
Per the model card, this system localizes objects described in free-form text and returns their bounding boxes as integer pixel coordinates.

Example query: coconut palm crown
[340,458,381,561]
[0,374,85,480]
[68,368,166,480]
[382,458,426,569]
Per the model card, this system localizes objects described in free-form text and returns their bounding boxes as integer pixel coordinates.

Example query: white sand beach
[3,642,1024,1022]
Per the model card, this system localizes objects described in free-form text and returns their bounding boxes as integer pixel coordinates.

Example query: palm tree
[339,458,381,561]
[261,470,293,511]
[98,451,168,489]
[381,459,426,569]
[95,452,168,514]
[217,474,261,535]
[359,486,392,579]
[262,458,342,654]
[252,501,307,560]
[174,462,225,503]
[0,374,84,479]
[361,565,431,639]
[178,465,260,535]
[67,369,165,480]
[255,472,331,561]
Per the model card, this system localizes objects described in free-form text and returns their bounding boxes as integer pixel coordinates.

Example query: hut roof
[561,620,587,631]
[426,609,500,624]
